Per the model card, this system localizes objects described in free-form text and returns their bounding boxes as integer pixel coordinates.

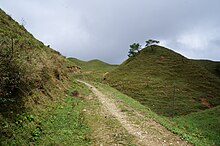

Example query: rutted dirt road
[77,80,191,146]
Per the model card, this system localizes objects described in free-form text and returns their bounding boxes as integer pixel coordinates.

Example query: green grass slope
[85,59,117,71]
[105,45,220,116]
[192,59,220,78]
[0,8,73,144]
[0,8,69,110]
[174,105,220,145]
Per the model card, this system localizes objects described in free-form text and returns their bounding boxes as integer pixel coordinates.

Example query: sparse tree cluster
[128,39,160,57]
[128,43,141,57]
[145,39,160,47]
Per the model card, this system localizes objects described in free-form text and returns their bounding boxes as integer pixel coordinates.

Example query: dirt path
[77,80,191,146]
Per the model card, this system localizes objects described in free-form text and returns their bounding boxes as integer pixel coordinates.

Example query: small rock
[83,109,87,112]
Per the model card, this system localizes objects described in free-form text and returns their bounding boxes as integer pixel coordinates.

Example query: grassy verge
[93,82,218,146]
[173,107,220,145]
[36,96,90,145]
[1,80,92,146]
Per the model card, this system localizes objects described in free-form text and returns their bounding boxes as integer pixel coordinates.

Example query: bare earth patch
[200,97,211,108]
[78,80,191,146]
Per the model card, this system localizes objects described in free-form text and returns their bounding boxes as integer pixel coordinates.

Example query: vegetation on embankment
[0,8,75,144]
[0,8,69,108]
[105,45,220,117]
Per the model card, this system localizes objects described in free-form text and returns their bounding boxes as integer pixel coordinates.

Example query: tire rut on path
[77,80,191,146]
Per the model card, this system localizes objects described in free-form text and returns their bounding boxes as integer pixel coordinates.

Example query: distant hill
[68,58,118,82]
[105,45,220,116]
[68,58,118,71]
[67,57,86,67]
[192,59,220,78]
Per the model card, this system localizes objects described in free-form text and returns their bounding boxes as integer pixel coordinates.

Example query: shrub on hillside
[215,64,220,74]
[0,37,34,100]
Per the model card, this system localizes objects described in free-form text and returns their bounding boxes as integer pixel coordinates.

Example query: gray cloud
[1,0,220,64]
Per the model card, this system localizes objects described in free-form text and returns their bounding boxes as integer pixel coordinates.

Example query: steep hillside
[0,8,69,107]
[0,8,72,143]
[105,45,220,116]
[192,59,220,78]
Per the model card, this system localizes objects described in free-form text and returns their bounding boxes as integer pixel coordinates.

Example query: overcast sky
[1,0,220,64]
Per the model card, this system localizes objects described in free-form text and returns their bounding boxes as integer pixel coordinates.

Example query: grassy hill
[105,45,220,116]
[68,58,118,82]
[192,59,220,78]
[68,58,118,71]
[67,57,86,67]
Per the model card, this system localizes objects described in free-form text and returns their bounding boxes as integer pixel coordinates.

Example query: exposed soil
[78,80,191,146]
[200,97,211,108]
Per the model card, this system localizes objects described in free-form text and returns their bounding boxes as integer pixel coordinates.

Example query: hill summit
[105,45,220,116]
